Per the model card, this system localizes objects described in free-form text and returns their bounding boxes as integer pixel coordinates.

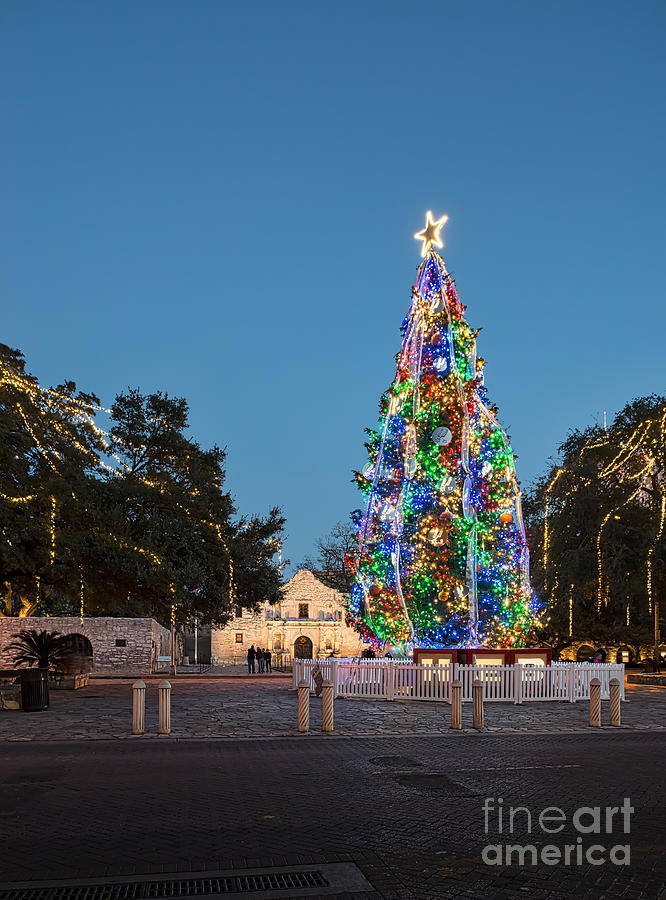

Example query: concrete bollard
[451,680,462,730]
[298,679,310,733]
[472,679,484,730]
[322,680,334,733]
[158,680,171,735]
[609,678,621,727]
[132,680,146,735]
[589,677,601,727]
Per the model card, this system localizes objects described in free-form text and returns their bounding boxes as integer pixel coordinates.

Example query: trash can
[20,668,50,711]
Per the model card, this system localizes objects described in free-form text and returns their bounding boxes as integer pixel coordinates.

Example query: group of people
[247,645,272,674]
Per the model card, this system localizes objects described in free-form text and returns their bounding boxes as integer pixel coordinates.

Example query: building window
[115,639,127,647]
[298,603,309,619]
[235,633,243,643]
[235,605,243,618]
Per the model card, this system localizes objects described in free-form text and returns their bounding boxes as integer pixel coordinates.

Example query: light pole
[655,595,661,673]
[653,561,664,674]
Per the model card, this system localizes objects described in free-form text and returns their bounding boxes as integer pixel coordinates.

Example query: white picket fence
[292,658,625,704]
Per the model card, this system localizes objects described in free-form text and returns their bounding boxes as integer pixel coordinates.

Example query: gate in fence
[292,658,625,704]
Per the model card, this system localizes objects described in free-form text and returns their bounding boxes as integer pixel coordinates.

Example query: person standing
[264,648,272,672]
[247,645,256,674]
[257,647,264,674]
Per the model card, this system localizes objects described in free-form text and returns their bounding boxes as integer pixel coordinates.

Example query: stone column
[609,677,621,727]
[158,680,171,734]
[472,679,484,730]
[132,680,145,735]
[322,680,334,732]
[298,679,310,733]
[451,680,462,730]
[589,677,601,728]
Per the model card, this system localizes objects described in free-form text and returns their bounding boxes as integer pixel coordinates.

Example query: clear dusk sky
[2,1,665,570]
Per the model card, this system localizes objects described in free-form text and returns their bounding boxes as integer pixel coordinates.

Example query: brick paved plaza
[0,732,664,898]
[0,679,665,898]
[0,677,664,741]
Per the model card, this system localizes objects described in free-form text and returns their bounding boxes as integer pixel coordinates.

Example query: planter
[19,669,50,712]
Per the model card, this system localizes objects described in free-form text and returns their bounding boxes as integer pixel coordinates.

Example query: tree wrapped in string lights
[347,213,542,650]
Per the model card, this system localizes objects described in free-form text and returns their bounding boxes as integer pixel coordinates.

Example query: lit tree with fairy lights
[346,213,542,650]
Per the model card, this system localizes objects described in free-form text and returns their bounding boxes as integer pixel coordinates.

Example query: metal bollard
[158,679,171,734]
[472,679,484,730]
[297,679,310,733]
[132,680,145,735]
[589,677,601,727]
[609,677,621,727]
[451,680,462,730]
[322,680,334,732]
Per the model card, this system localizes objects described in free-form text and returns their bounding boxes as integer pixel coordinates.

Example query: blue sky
[2,1,664,569]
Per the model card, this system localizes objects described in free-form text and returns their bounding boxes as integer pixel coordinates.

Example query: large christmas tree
[347,213,542,650]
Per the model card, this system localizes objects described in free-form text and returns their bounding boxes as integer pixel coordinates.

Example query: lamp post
[652,562,664,674]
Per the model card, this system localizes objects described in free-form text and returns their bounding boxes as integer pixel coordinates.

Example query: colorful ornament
[438,474,457,494]
[431,426,452,446]
[427,526,446,546]
[378,502,395,522]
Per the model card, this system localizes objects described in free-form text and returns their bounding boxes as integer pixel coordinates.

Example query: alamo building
[211,569,363,662]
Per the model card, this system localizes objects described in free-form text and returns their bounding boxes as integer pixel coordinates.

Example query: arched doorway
[294,635,313,659]
[576,644,595,662]
[62,634,93,673]
[616,646,633,664]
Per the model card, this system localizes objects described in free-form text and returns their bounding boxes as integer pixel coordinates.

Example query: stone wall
[211,608,266,664]
[211,569,364,663]
[0,617,171,675]
[558,640,662,664]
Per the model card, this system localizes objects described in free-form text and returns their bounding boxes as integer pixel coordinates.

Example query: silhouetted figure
[247,645,256,674]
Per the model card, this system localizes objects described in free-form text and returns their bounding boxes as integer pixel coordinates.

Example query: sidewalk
[0,679,663,742]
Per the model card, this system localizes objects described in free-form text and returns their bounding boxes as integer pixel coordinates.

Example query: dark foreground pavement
[0,733,664,899]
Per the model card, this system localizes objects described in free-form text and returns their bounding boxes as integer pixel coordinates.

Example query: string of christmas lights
[542,405,665,616]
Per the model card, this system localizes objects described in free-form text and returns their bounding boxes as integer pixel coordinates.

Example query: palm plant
[6,629,70,670]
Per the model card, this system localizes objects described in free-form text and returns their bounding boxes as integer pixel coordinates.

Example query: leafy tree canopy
[0,344,284,627]
[524,395,665,652]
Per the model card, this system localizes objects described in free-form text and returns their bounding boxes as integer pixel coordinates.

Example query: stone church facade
[211,569,363,663]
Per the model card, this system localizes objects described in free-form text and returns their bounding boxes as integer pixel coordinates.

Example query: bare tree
[301,521,357,592]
